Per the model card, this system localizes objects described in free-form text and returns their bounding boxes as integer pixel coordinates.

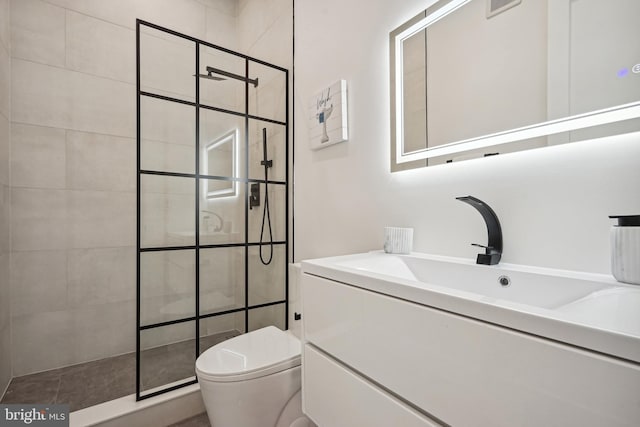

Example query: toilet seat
[196,326,301,383]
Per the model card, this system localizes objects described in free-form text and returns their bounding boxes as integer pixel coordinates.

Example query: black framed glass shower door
[136,19,289,400]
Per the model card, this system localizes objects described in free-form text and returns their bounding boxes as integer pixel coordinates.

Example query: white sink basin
[336,252,611,309]
[302,251,640,363]
[555,287,640,336]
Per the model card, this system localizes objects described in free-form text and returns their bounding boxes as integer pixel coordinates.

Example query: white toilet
[195,326,313,427]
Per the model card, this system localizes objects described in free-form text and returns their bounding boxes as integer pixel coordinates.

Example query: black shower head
[194,72,227,81]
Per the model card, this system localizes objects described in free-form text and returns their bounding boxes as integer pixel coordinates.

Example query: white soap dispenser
[609,215,640,285]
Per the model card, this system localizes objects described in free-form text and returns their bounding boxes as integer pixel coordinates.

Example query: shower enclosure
[136,20,289,399]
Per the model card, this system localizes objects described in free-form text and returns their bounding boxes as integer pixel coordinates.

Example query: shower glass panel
[199,108,246,182]
[248,61,287,122]
[140,250,196,326]
[139,322,197,393]
[199,314,245,355]
[199,179,245,246]
[247,120,286,182]
[199,247,245,316]
[136,20,289,400]
[248,303,286,332]
[140,97,195,175]
[199,45,246,113]
[248,183,286,242]
[140,26,195,102]
[248,245,286,306]
[140,175,196,248]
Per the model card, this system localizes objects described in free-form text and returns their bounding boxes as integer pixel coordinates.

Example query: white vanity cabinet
[301,273,640,427]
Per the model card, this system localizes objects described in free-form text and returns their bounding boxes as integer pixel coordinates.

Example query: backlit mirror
[204,129,238,199]
[390,0,640,170]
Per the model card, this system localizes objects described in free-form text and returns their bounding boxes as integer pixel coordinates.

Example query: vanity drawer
[302,273,640,427]
[302,344,439,427]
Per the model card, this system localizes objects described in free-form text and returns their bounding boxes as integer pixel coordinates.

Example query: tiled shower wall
[8,0,240,377]
[0,0,11,397]
[138,0,294,351]
[238,0,294,329]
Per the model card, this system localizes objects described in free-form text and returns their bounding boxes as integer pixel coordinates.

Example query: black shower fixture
[196,66,259,87]
[259,127,274,266]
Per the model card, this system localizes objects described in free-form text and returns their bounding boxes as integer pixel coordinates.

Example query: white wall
[0,0,11,398]
[293,0,640,274]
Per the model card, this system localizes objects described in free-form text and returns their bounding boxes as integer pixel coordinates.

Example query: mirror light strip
[395,0,473,163]
[397,101,640,163]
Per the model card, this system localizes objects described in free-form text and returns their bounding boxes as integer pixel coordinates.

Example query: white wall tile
[67,190,136,248]
[0,0,9,52]
[11,188,68,251]
[242,11,291,68]
[205,7,237,49]
[248,67,287,121]
[73,301,135,361]
[66,130,135,192]
[238,0,290,58]
[69,70,136,138]
[0,113,9,186]
[200,312,243,337]
[140,250,195,325]
[67,246,135,307]
[10,250,68,316]
[248,303,284,331]
[44,0,207,39]
[12,59,135,138]
[66,10,136,83]
[140,96,195,146]
[140,320,193,350]
[0,185,8,254]
[200,247,244,310]
[0,254,9,328]
[140,191,168,248]
[0,0,8,394]
[0,39,9,120]
[11,59,71,129]
[204,0,236,17]
[247,245,285,305]
[139,29,195,101]
[12,310,74,375]
[12,301,136,376]
[0,316,10,396]
[11,123,66,189]
[10,0,65,67]
[248,183,285,242]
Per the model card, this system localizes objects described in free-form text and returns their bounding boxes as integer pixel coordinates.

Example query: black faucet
[456,196,502,265]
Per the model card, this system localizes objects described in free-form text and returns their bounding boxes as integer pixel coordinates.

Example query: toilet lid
[196,326,301,382]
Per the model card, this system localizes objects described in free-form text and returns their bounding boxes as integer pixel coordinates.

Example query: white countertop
[302,251,640,364]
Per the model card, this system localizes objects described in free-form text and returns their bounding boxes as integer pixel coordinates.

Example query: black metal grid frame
[136,19,289,401]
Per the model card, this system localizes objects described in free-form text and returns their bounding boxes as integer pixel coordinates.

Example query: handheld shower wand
[259,127,273,265]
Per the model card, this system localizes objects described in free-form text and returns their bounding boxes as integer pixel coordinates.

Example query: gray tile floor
[1,330,239,413]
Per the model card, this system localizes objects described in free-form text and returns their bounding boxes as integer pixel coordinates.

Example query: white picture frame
[308,79,348,150]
